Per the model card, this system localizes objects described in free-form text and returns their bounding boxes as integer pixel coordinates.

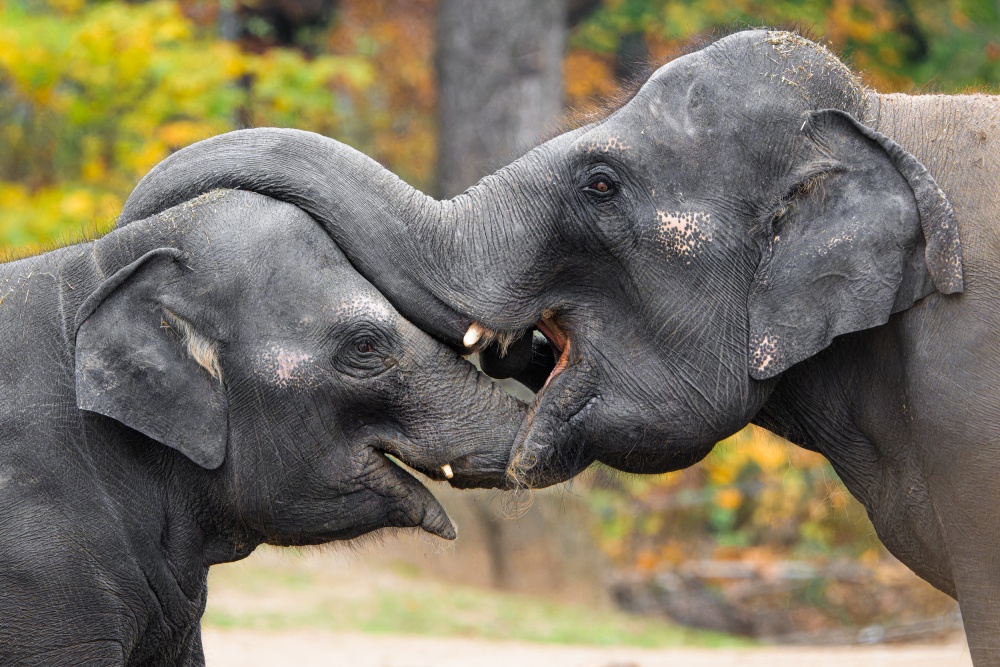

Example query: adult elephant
[120,30,1000,662]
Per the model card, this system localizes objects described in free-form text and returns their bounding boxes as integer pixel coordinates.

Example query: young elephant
[0,189,520,664]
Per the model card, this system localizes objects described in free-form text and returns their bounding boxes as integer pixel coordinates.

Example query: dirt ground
[202,629,974,667]
[201,540,973,667]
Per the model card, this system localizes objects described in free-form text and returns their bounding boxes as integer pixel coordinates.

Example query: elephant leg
[957,586,1000,666]
[948,545,1000,666]
[930,469,1000,666]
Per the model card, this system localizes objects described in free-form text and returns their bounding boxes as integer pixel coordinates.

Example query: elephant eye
[584,177,615,196]
[332,329,395,379]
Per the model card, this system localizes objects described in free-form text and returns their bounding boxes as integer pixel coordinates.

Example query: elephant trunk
[118,128,553,346]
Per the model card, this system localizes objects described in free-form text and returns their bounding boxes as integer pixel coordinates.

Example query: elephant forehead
[335,292,396,322]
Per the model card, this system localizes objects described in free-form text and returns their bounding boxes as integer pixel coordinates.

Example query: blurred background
[2,0,997,658]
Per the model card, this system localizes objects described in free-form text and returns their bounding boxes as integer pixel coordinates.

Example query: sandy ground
[202,629,974,667]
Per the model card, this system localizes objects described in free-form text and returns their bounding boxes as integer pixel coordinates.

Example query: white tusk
[463,323,484,348]
[441,464,454,479]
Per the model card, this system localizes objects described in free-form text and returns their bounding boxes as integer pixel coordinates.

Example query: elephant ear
[747,109,963,381]
[75,248,228,469]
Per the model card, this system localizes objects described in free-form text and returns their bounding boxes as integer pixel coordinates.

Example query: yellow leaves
[157,120,214,149]
[0,183,30,210]
[59,189,96,219]
[125,142,172,182]
[0,182,120,250]
[45,0,85,13]
[0,0,407,246]
[707,456,737,485]
[714,488,742,511]
[592,419,881,575]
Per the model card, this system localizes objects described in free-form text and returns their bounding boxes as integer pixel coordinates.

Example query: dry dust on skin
[751,31,871,114]
[202,630,972,667]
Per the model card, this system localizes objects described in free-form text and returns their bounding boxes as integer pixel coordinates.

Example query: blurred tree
[436,0,567,198]
[435,0,569,588]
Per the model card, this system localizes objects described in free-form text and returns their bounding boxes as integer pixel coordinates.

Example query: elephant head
[78,190,524,545]
[117,30,962,488]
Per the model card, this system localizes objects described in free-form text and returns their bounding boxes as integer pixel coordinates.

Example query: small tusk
[463,323,485,348]
[441,464,454,479]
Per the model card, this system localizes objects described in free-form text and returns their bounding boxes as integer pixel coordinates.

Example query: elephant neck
[872,92,1000,199]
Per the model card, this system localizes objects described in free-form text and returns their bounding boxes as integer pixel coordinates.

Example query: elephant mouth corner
[534,310,572,389]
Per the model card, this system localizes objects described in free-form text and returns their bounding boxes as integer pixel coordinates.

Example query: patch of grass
[203,551,750,649]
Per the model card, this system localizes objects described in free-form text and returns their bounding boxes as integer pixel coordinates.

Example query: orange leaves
[326,0,437,189]
[564,50,618,112]
[589,423,883,580]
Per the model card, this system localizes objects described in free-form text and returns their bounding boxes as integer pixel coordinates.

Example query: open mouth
[534,310,571,389]
[369,448,457,540]
[465,309,572,393]
[463,309,589,487]
[464,312,599,488]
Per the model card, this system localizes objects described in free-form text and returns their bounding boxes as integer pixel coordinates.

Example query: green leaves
[0,1,379,250]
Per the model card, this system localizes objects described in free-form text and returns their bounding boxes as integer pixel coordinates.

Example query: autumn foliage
[1,0,993,633]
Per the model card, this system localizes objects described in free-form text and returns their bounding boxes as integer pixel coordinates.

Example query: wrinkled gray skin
[0,189,520,664]
[118,31,1000,662]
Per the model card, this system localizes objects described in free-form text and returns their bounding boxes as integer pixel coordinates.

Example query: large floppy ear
[75,248,228,469]
[747,109,964,380]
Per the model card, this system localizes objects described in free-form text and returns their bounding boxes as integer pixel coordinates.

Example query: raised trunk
[117,128,570,343]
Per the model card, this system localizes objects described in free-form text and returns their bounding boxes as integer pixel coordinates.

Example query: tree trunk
[435,0,566,198]
[434,0,567,589]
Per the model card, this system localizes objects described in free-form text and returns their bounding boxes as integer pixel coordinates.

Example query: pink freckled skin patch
[275,349,311,383]
[258,344,316,388]
[578,135,633,154]
[656,211,714,259]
